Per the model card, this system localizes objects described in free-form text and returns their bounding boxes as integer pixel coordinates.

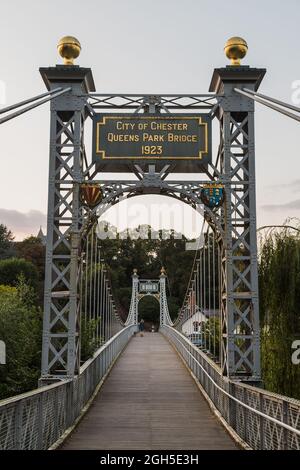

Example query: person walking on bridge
[139,318,145,337]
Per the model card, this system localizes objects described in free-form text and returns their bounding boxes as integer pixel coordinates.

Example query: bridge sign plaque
[92,114,211,173]
[139,281,159,293]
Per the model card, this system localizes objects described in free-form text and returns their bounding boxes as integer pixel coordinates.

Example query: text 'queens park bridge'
[0,36,300,450]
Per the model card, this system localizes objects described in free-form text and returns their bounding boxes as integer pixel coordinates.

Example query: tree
[0,257,39,291]
[0,224,15,260]
[15,236,45,280]
[0,279,42,399]
[80,318,102,362]
[98,224,195,321]
[259,227,300,399]
[204,317,220,358]
[138,296,160,326]
[14,236,45,303]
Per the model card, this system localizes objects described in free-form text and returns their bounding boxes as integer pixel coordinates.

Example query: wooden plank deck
[62,332,238,450]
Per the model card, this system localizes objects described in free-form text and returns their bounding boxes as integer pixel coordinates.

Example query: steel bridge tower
[126,268,171,327]
[39,64,95,382]
[209,65,265,381]
[39,36,265,384]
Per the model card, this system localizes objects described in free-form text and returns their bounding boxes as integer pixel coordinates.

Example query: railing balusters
[1,324,299,450]
[259,392,264,450]
[228,382,236,431]
[282,399,288,449]
[14,400,23,449]
[0,325,137,450]
[161,325,300,450]
[37,393,44,450]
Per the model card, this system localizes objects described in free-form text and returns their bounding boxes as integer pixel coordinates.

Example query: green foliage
[99,224,195,321]
[14,236,45,278]
[80,318,102,362]
[138,296,160,324]
[0,257,39,290]
[166,296,181,321]
[0,224,15,260]
[204,317,220,357]
[259,226,300,399]
[0,284,17,298]
[14,237,46,304]
[0,278,42,399]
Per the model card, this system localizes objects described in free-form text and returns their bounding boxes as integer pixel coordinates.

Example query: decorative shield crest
[80,183,102,208]
[200,184,224,208]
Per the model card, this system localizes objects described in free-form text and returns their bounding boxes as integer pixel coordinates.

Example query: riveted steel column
[127,270,139,325]
[40,66,95,382]
[159,272,167,326]
[209,66,265,381]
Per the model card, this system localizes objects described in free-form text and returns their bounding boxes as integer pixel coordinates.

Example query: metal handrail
[79,326,132,373]
[161,325,300,450]
[0,379,70,408]
[163,326,300,435]
[0,325,137,450]
[234,87,300,123]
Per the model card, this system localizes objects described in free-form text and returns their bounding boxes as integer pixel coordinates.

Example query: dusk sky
[0,0,299,239]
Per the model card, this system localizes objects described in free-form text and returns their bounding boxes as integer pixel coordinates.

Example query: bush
[0,279,42,399]
[259,226,300,399]
[204,317,220,358]
[138,296,160,324]
[80,318,102,362]
[0,224,15,260]
[0,257,39,290]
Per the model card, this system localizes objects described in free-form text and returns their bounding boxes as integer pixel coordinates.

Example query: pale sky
[0,0,299,240]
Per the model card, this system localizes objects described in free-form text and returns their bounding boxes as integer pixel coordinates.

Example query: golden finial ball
[224,37,248,65]
[57,36,81,65]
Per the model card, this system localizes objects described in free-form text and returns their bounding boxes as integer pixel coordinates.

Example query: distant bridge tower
[126,268,171,326]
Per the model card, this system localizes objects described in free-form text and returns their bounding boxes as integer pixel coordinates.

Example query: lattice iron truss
[87,94,217,113]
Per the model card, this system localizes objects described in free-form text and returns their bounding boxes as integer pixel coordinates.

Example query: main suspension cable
[0,87,62,115]
[0,87,71,125]
[234,87,300,123]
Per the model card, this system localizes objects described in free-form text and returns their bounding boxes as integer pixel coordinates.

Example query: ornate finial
[160,266,166,275]
[133,268,138,275]
[57,36,81,65]
[224,37,248,66]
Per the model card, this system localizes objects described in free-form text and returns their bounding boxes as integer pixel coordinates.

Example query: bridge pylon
[126,268,171,327]
[38,36,265,385]
[209,64,266,381]
[39,64,95,383]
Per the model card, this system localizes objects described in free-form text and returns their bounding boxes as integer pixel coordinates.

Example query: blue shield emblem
[200,184,224,208]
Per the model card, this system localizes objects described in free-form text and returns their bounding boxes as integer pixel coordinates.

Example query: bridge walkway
[62,332,238,450]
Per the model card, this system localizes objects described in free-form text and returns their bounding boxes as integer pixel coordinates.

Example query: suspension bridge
[0,36,300,450]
